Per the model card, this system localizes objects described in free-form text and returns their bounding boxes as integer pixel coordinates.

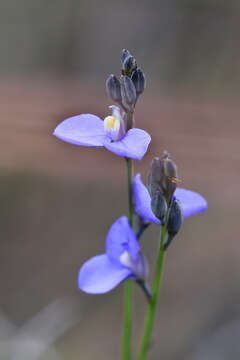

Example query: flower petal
[106,216,140,264]
[133,174,160,224]
[78,254,130,294]
[103,128,151,160]
[53,114,106,147]
[175,188,207,218]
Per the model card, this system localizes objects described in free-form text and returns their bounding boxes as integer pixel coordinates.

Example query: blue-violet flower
[78,216,148,294]
[53,105,151,160]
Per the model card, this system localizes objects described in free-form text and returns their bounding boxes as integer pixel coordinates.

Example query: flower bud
[106,74,122,103]
[121,75,137,111]
[122,55,137,76]
[164,200,183,250]
[167,199,183,237]
[131,68,146,95]
[120,49,131,65]
[151,191,167,224]
[147,157,164,197]
[163,153,178,201]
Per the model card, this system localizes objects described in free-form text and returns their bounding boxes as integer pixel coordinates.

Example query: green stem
[122,157,134,360]
[127,157,134,226]
[137,213,169,360]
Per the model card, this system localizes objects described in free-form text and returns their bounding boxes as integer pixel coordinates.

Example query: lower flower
[78,216,148,294]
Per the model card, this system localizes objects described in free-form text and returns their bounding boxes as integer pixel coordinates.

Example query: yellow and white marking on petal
[103,105,125,141]
[104,116,119,131]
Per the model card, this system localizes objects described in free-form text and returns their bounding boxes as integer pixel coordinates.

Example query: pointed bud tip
[161,150,170,160]
[122,55,137,77]
[121,49,131,64]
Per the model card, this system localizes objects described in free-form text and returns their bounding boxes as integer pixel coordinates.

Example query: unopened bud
[121,49,131,65]
[147,157,164,197]
[106,74,122,103]
[121,76,137,111]
[167,199,183,237]
[162,153,178,202]
[151,191,167,224]
[131,68,146,95]
[122,55,137,76]
[164,200,183,250]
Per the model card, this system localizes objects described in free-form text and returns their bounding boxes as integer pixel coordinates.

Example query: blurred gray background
[1,0,240,359]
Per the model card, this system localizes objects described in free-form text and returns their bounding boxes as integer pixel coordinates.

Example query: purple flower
[53,105,151,160]
[133,173,207,224]
[78,216,148,294]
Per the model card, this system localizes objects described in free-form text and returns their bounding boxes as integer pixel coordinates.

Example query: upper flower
[53,105,151,161]
[133,173,207,224]
[78,216,148,294]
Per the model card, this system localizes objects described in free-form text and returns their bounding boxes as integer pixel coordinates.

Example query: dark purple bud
[151,191,167,224]
[131,68,146,95]
[167,199,183,237]
[121,76,137,111]
[122,55,137,76]
[106,74,122,103]
[162,152,178,202]
[164,200,183,250]
[121,49,131,65]
[147,157,164,196]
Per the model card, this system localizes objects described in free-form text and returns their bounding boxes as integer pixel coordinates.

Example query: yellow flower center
[105,116,117,130]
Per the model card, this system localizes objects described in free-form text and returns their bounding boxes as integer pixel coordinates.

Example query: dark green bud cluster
[106,49,146,115]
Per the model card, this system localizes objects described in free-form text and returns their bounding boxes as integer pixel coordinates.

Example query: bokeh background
[1,1,240,359]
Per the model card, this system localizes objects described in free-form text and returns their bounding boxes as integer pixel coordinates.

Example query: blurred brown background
[1,1,240,359]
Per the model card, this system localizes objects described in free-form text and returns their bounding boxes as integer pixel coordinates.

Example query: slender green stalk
[127,157,134,226]
[122,157,134,360]
[137,214,169,360]
[123,279,133,360]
